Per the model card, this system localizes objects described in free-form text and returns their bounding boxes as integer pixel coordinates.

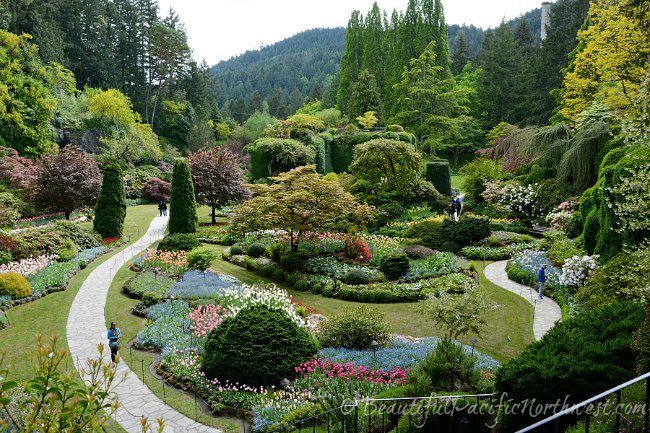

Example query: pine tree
[93,163,126,239]
[451,30,470,75]
[348,69,383,120]
[168,158,197,234]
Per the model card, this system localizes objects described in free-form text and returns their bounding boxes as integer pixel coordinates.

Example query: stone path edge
[67,215,222,433]
[483,260,562,341]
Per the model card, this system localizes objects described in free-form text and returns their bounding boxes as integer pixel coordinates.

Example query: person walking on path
[538,264,546,299]
[107,321,121,364]
[158,200,164,216]
[455,197,463,220]
[161,200,167,216]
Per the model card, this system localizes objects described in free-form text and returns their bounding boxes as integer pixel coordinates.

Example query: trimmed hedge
[203,305,316,387]
[168,159,198,234]
[157,233,200,252]
[442,217,491,246]
[425,160,452,196]
[93,163,126,238]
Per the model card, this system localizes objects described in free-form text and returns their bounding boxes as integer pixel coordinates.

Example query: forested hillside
[210,28,347,122]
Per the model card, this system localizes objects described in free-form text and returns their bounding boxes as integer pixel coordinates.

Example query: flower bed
[404,252,457,280]
[361,235,404,266]
[506,250,560,290]
[0,254,58,276]
[461,241,543,260]
[303,256,380,281]
[167,270,239,300]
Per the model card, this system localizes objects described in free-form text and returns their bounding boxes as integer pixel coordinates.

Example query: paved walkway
[484,260,562,341]
[67,215,221,433]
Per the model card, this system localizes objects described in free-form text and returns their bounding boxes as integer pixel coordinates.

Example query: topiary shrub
[496,302,644,429]
[425,160,452,197]
[229,243,245,255]
[93,163,126,239]
[246,243,267,258]
[379,254,410,279]
[341,269,370,285]
[404,245,435,259]
[203,305,316,387]
[0,272,31,299]
[187,247,218,270]
[157,233,199,252]
[168,158,198,234]
[405,220,445,250]
[317,306,390,349]
[442,217,491,246]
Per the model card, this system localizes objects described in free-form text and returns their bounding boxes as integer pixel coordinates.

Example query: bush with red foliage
[141,177,171,202]
[0,234,18,254]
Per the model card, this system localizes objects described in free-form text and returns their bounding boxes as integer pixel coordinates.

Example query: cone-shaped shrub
[169,159,197,234]
[93,163,126,238]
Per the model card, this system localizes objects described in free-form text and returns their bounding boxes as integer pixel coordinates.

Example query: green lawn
[202,244,534,363]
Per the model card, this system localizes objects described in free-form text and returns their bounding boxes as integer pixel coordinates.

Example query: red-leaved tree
[141,177,171,202]
[0,146,37,189]
[32,146,102,219]
[189,148,251,224]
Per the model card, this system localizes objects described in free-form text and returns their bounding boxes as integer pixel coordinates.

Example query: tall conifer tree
[94,163,127,239]
[168,158,198,234]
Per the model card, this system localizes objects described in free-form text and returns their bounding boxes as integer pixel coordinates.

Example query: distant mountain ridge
[211,8,543,113]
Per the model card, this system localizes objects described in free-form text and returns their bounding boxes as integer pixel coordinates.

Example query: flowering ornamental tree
[188,304,228,338]
[559,255,599,289]
[500,183,543,221]
[32,146,102,220]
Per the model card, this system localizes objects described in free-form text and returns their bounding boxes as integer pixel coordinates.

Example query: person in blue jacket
[538,264,547,299]
[107,321,122,364]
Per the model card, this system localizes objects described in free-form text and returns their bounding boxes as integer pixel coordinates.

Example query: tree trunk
[211,204,216,224]
[65,211,71,220]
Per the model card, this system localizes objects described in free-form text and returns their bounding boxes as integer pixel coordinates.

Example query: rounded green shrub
[279,251,309,270]
[157,233,199,252]
[404,245,435,259]
[341,269,370,285]
[246,243,267,258]
[187,247,218,270]
[229,243,245,255]
[317,306,390,349]
[404,220,445,250]
[442,217,491,246]
[265,242,287,262]
[379,254,410,279]
[0,272,31,299]
[52,221,102,249]
[56,240,78,262]
[203,305,316,387]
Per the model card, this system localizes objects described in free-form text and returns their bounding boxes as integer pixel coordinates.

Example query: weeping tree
[557,121,611,189]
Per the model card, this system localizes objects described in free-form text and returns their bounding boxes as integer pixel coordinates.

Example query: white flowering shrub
[500,183,543,220]
[219,284,304,327]
[559,255,599,289]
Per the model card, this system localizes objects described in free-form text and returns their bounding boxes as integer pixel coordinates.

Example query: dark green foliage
[203,305,316,387]
[442,217,491,246]
[632,300,650,375]
[0,250,12,265]
[408,338,479,393]
[379,254,410,279]
[341,269,370,285]
[578,145,650,262]
[0,272,31,299]
[425,160,452,196]
[441,241,462,254]
[535,178,580,217]
[13,230,66,261]
[279,251,310,270]
[246,243,267,258]
[246,138,316,180]
[496,302,644,420]
[306,135,327,174]
[93,164,126,239]
[157,233,199,252]
[317,306,390,349]
[169,159,198,234]
[405,220,446,250]
[229,243,245,255]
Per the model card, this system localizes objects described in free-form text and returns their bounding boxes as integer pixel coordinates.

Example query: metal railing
[515,371,650,433]
[265,393,496,433]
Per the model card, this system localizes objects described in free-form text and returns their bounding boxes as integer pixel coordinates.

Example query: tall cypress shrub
[169,158,197,234]
[93,163,126,238]
[426,159,452,196]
